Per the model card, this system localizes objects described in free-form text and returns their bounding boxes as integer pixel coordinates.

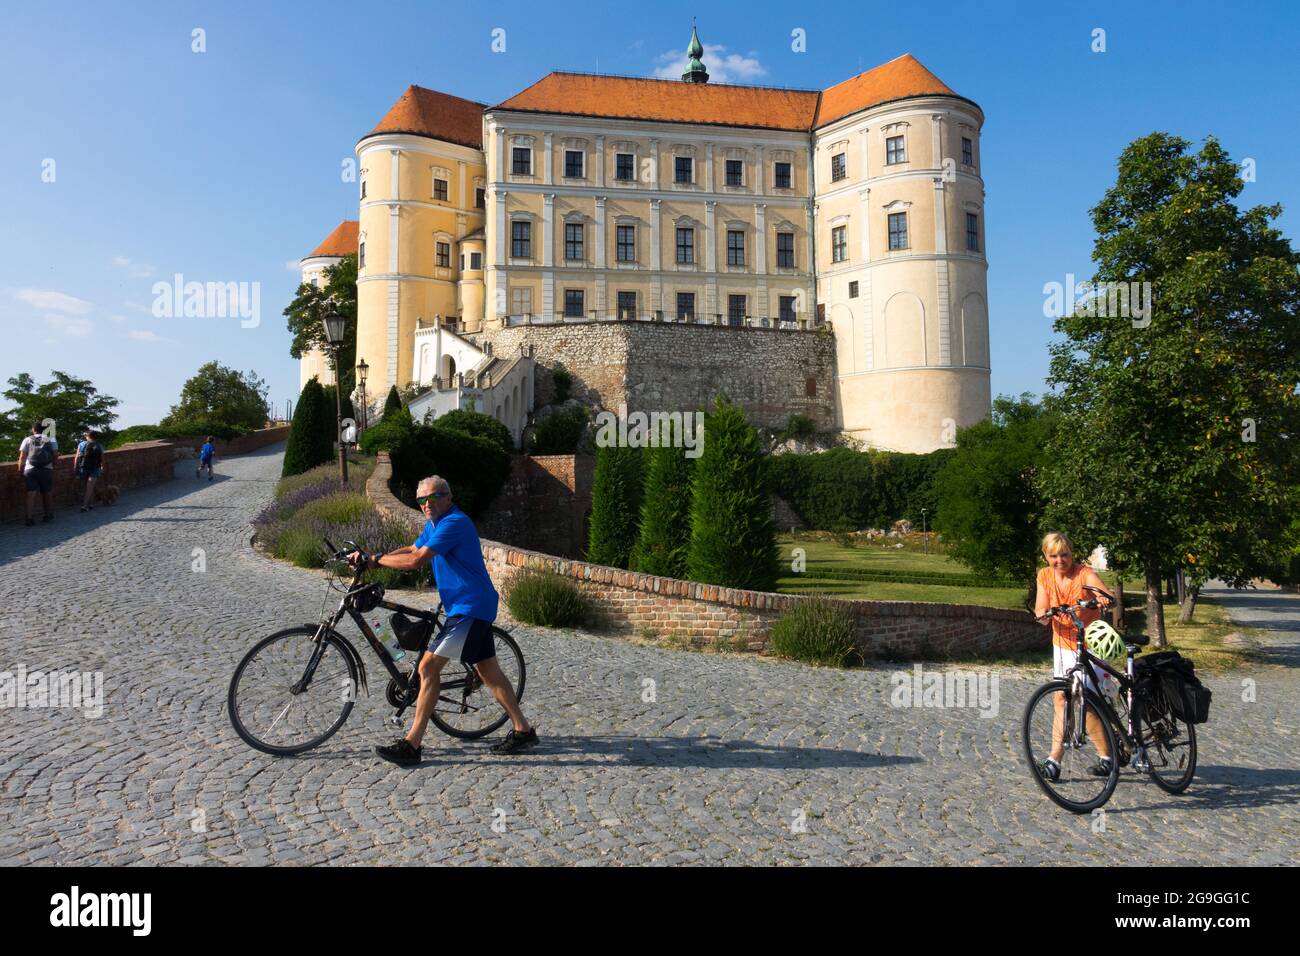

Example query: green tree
[586,444,644,569]
[386,418,510,519]
[282,377,334,477]
[934,395,1058,586]
[383,385,402,416]
[686,396,779,591]
[431,408,514,453]
[630,444,695,578]
[283,254,358,398]
[528,406,588,454]
[0,371,120,461]
[1042,133,1300,645]
[162,361,269,430]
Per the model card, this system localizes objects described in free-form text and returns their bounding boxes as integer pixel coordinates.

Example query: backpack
[30,437,56,468]
[83,441,103,471]
[1135,650,1211,724]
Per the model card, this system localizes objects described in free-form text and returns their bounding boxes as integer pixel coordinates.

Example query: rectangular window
[674,156,693,184]
[564,289,585,318]
[779,296,796,323]
[832,225,847,263]
[511,147,531,175]
[776,232,795,268]
[511,220,532,258]
[676,292,695,321]
[962,136,974,166]
[831,153,846,182]
[475,187,486,208]
[727,230,745,266]
[615,152,635,181]
[886,135,907,165]
[848,280,859,298]
[433,178,448,201]
[564,150,584,178]
[510,287,532,316]
[727,294,746,326]
[676,227,694,264]
[966,212,980,252]
[361,180,367,199]
[616,224,636,262]
[888,212,909,250]
[774,161,792,189]
[726,159,743,186]
[617,291,637,321]
[565,222,584,261]
[359,242,365,269]
[470,252,482,270]
[436,242,450,268]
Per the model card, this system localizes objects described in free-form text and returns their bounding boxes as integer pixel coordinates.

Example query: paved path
[0,446,1296,865]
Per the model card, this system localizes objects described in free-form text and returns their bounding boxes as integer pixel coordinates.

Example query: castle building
[304,28,991,452]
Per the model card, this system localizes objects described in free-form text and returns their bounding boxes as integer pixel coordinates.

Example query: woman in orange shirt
[1033,532,1115,781]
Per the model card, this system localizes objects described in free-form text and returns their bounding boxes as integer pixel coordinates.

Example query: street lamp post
[921,508,929,555]
[357,358,369,434]
[323,309,348,486]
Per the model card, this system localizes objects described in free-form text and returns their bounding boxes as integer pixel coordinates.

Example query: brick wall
[367,454,1042,658]
[477,454,593,559]
[0,441,174,523]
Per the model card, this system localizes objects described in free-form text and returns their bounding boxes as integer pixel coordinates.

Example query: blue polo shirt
[413,506,498,621]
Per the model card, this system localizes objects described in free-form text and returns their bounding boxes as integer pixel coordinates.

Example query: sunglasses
[416,492,448,506]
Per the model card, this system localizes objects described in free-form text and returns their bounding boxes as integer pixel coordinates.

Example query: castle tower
[355,85,489,395]
[813,54,991,452]
[681,21,709,84]
[297,220,358,390]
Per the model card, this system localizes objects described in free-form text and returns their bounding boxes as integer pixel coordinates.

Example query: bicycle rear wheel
[228,626,358,756]
[430,627,526,739]
[1022,680,1119,813]
[1139,691,1197,793]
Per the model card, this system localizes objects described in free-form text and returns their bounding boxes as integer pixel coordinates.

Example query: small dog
[93,483,121,506]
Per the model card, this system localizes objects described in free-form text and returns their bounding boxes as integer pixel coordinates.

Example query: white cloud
[111,255,154,278]
[16,288,92,314]
[43,313,93,337]
[126,329,177,344]
[652,43,767,84]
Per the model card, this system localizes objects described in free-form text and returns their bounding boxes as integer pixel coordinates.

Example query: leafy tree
[431,408,513,454]
[630,444,695,578]
[551,364,573,403]
[686,396,779,591]
[934,395,1058,585]
[1041,133,1300,645]
[162,361,269,431]
[529,406,588,455]
[282,377,334,477]
[283,254,358,398]
[383,385,402,416]
[0,371,120,461]
[387,419,510,519]
[586,444,644,569]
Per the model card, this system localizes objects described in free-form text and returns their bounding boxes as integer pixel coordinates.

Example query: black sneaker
[1089,757,1114,777]
[374,737,422,767]
[491,727,538,754]
[1038,758,1061,782]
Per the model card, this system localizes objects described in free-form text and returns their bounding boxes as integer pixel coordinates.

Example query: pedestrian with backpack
[196,436,215,481]
[74,428,105,512]
[16,421,59,526]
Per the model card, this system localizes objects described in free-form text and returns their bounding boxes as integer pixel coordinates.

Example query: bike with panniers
[1022,585,1212,812]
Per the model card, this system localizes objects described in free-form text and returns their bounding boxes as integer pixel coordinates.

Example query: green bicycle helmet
[1084,619,1125,662]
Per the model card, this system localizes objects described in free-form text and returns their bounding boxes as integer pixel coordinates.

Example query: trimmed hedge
[787,566,1020,587]
[432,408,514,454]
[282,378,334,477]
[630,444,695,578]
[387,419,510,519]
[529,406,587,455]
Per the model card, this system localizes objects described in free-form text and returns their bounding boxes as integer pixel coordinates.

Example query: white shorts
[1053,645,1117,699]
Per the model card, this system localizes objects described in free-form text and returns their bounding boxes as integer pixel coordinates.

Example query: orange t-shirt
[1036,563,1102,650]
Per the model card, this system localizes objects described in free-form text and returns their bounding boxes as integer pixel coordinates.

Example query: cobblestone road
[1,446,1296,865]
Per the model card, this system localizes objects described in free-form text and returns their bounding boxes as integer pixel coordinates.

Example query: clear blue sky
[1,0,1297,427]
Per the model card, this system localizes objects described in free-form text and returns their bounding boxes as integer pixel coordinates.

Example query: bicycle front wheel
[1023,680,1119,814]
[430,627,526,739]
[228,626,358,756]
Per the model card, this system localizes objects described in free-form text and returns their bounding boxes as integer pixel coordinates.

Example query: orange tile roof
[306,220,358,259]
[494,72,821,131]
[363,85,485,149]
[815,54,960,128]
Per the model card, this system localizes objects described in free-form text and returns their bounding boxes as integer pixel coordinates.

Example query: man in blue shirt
[352,475,536,767]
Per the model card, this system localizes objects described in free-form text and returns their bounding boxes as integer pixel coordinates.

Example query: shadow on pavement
[1110,763,1300,813]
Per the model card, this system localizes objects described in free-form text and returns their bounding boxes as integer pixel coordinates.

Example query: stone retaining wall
[366,453,1042,658]
[0,441,175,523]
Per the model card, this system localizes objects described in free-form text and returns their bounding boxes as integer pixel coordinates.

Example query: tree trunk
[1177,584,1200,625]
[1113,577,1125,629]
[1146,564,1168,649]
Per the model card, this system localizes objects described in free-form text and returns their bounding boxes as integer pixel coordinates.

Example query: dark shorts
[429,616,495,666]
[24,469,53,493]
[79,467,102,480]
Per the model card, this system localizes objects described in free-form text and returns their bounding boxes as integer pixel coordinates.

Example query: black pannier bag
[390,612,433,651]
[1134,651,1211,724]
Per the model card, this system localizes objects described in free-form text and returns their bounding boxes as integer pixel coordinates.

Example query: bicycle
[228,538,526,756]
[1022,585,1197,813]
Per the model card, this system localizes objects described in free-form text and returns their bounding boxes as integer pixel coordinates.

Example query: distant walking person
[197,436,215,481]
[17,421,59,526]
[74,428,105,512]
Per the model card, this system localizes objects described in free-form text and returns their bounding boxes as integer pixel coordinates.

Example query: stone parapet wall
[366,454,1042,658]
[0,441,175,523]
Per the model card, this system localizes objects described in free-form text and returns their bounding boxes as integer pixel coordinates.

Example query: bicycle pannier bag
[1135,650,1211,724]
[390,612,432,652]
